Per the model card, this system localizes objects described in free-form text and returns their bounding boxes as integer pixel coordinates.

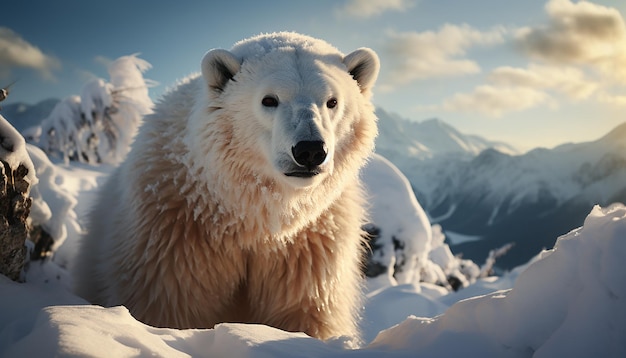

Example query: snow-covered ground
[1,141,625,357]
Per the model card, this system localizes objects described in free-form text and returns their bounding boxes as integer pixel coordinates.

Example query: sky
[1,0,626,151]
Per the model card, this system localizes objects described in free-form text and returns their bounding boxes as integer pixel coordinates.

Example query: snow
[2,201,625,356]
[375,110,519,162]
[0,143,624,356]
[405,121,626,223]
[368,204,626,357]
[443,230,482,245]
[411,207,624,356]
[0,114,37,190]
[26,145,76,250]
[361,155,481,293]
[361,154,433,287]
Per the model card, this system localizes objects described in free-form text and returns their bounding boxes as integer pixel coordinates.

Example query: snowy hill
[378,111,626,269]
[1,99,60,133]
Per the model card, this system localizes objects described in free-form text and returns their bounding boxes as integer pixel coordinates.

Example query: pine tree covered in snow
[36,55,154,165]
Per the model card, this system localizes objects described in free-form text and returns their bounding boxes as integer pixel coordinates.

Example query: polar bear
[73,32,380,341]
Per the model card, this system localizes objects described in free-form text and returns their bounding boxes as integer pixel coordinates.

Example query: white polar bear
[73,32,380,342]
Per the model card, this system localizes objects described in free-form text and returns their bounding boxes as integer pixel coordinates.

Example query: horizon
[1,0,625,151]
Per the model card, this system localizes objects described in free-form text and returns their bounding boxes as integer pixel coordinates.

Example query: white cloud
[0,27,61,81]
[94,55,113,69]
[597,92,626,106]
[422,0,626,118]
[489,64,598,99]
[515,0,626,83]
[335,0,415,19]
[437,85,551,118]
[420,63,595,118]
[382,24,507,85]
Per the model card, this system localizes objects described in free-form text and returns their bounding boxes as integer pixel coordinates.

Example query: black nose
[292,141,327,168]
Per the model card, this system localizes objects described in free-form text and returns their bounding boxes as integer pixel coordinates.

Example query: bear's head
[190,32,378,207]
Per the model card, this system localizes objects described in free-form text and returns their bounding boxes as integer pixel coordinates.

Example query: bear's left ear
[343,48,380,93]
[201,49,241,93]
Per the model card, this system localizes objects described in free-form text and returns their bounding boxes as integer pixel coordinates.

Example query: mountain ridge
[375,108,519,161]
[375,109,626,269]
[1,99,61,133]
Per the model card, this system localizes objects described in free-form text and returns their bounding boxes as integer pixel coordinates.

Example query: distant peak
[597,121,626,144]
[420,117,458,134]
[421,117,445,126]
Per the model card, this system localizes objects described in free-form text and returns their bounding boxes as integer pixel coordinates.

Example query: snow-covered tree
[38,96,87,163]
[36,54,154,165]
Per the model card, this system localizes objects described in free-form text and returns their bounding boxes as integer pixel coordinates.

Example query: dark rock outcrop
[0,161,31,281]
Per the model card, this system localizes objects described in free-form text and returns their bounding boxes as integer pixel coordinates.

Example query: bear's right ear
[201,49,241,93]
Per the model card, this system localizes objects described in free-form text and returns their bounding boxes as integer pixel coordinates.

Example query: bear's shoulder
[152,74,202,114]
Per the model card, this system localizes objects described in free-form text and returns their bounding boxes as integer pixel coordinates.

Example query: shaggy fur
[72,32,380,341]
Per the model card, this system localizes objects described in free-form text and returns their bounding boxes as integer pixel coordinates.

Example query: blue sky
[2,0,625,150]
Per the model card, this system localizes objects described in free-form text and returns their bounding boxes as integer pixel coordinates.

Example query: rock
[0,161,31,281]
[0,115,36,281]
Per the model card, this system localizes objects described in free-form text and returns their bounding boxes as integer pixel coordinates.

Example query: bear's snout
[292,140,327,169]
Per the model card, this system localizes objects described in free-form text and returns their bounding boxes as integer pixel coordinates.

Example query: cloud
[410,0,626,118]
[515,0,626,83]
[335,0,415,19]
[382,24,507,85]
[94,55,113,69]
[489,64,598,99]
[420,63,596,117]
[433,85,552,118]
[597,92,626,106]
[0,27,60,81]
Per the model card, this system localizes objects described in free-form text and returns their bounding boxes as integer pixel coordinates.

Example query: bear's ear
[201,49,241,93]
[343,48,380,93]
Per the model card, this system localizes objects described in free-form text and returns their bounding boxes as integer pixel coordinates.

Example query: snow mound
[362,153,433,287]
[362,154,480,292]
[0,115,36,190]
[370,204,626,357]
[27,145,76,251]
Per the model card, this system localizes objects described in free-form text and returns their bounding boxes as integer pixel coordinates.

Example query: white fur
[73,32,380,342]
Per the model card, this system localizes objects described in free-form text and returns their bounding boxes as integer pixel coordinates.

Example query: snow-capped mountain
[375,108,518,162]
[376,110,626,269]
[1,99,60,133]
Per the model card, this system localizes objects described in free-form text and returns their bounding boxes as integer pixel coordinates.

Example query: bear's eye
[326,98,338,109]
[261,95,279,108]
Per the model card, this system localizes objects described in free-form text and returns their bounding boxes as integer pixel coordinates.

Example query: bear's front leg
[246,230,363,341]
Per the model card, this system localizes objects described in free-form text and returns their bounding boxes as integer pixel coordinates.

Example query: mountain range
[1,99,60,133]
[375,108,626,269]
[4,99,626,270]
